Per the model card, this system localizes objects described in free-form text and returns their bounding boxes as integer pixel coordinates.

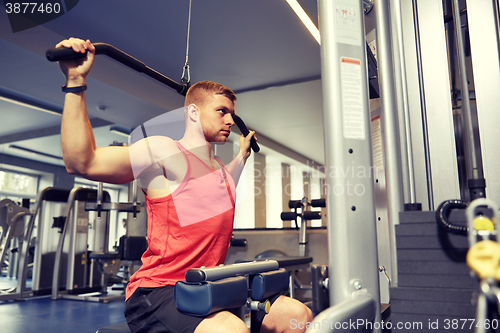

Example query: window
[216,141,325,230]
[0,169,39,203]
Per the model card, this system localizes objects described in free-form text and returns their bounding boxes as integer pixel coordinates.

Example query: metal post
[311,0,381,331]
[97,182,103,217]
[15,195,42,300]
[52,188,78,300]
[375,0,405,287]
[390,0,417,205]
[495,0,500,39]
[451,0,478,181]
[299,197,308,257]
[411,0,435,210]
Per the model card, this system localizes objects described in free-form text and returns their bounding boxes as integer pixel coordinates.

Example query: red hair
[184,81,236,107]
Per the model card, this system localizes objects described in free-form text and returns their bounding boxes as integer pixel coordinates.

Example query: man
[57,37,312,333]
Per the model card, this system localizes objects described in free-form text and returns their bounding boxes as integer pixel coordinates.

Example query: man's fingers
[246,130,256,143]
[86,39,95,52]
[55,38,89,54]
[55,40,71,48]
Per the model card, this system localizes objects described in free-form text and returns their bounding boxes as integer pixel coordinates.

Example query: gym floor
[0,277,127,333]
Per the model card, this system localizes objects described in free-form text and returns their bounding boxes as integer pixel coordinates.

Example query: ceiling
[0,0,326,170]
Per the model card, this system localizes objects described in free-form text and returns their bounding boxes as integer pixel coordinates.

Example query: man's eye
[217,109,225,114]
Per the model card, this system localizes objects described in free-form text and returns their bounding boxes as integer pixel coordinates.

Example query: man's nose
[226,114,235,126]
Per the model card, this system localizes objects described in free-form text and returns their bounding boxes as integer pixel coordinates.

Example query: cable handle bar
[232,114,260,153]
[46,42,190,96]
[46,43,260,153]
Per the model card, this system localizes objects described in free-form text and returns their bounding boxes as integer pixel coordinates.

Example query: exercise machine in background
[0,198,31,294]
[281,197,325,257]
[0,182,144,304]
[0,188,68,302]
[51,183,144,303]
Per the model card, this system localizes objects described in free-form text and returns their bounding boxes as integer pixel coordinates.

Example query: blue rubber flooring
[0,278,127,333]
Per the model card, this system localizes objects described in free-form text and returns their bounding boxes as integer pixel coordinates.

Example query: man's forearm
[61,91,97,176]
[227,152,246,187]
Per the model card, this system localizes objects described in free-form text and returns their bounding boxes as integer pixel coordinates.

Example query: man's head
[184,81,237,143]
[184,81,236,108]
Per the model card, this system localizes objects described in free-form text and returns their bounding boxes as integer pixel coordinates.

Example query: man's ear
[187,104,199,122]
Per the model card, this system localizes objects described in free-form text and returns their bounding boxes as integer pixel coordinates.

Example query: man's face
[198,93,235,143]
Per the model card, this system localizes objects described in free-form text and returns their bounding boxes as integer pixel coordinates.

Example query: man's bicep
[88,146,135,184]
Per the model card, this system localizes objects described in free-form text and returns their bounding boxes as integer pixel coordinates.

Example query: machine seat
[236,256,313,268]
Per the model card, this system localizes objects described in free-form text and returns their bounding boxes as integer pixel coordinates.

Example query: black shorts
[124,285,282,333]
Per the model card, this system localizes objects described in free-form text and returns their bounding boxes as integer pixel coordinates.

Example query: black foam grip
[288,200,302,209]
[230,238,247,247]
[232,115,259,153]
[280,212,297,221]
[46,47,87,61]
[46,43,109,62]
[302,211,322,220]
[46,43,147,71]
[311,198,326,208]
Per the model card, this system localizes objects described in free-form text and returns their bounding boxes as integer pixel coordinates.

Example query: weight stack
[390,210,479,332]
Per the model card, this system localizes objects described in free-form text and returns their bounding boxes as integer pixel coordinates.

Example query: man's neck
[179,138,216,170]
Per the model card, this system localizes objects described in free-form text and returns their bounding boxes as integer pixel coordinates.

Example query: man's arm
[227,131,255,186]
[59,38,134,184]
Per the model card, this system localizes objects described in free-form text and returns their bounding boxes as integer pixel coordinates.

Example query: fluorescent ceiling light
[286,0,321,45]
[110,126,131,137]
[0,94,62,117]
[9,145,63,160]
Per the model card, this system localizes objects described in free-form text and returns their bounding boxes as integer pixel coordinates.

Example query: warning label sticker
[341,57,365,140]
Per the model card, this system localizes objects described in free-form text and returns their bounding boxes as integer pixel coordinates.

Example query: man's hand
[239,130,256,163]
[56,38,95,87]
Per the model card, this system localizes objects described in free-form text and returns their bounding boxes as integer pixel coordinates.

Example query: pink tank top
[125,142,236,300]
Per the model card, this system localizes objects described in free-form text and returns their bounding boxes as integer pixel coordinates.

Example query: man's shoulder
[145,135,177,146]
[129,136,180,161]
[133,135,177,148]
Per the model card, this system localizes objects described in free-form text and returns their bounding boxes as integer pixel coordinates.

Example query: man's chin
[210,137,229,145]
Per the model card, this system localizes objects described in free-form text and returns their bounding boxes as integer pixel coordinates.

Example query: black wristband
[62,85,87,93]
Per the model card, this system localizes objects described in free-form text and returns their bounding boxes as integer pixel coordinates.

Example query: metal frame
[401,0,461,210]
[311,0,381,331]
[307,0,500,329]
